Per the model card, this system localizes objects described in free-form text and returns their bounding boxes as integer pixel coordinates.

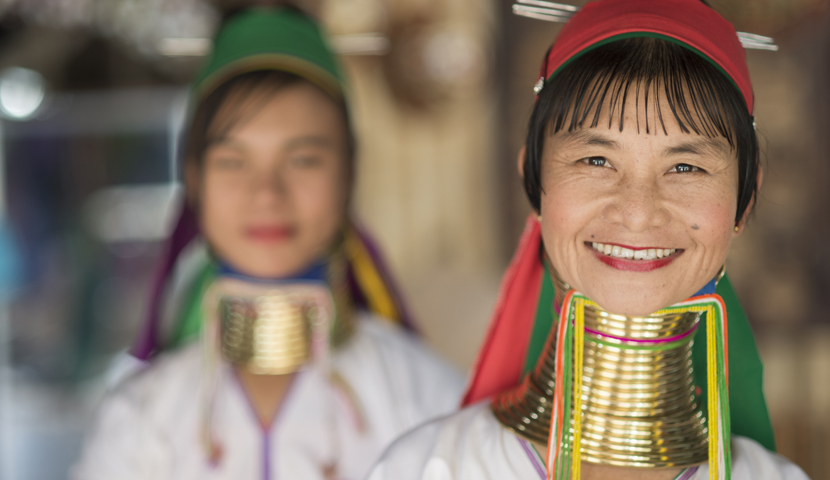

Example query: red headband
[537,0,754,113]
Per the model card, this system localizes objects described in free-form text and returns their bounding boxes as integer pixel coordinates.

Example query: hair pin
[512,0,779,51]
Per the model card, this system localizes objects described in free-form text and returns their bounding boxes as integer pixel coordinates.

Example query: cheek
[292,168,348,231]
[539,182,594,248]
[678,184,738,257]
[685,186,737,233]
[200,173,245,235]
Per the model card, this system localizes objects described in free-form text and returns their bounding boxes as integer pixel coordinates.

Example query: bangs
[202,71,303,154]
[186,69,355,167]
[540,37,748,149]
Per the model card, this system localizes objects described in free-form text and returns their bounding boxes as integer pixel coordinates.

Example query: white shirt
[73,313,464,480]
[368,402,811,480]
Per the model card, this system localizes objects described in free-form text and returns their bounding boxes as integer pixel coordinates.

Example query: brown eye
[671,163,702,173]
[289,155,323,169]
[582,156,610,168]
[214,157,245,170]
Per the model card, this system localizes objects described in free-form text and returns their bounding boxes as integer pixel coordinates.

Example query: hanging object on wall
[382,21,488,108]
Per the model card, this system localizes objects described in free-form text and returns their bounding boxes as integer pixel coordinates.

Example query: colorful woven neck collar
[216,258,328,284]
[535,0,753,113]
[547,291,730,480]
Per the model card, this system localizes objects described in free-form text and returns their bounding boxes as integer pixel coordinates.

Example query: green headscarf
[193,7,345,99]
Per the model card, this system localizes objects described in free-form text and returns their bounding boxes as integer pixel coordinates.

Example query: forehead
[209,81,345,144]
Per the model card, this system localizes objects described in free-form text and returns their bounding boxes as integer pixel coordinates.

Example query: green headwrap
[193,7,344,99]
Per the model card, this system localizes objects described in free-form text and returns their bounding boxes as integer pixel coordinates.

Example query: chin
[582,283,682,316]
[592,297,672,316]
[219,253,302,279]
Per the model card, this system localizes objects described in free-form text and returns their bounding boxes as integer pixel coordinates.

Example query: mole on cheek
[691,224,700,230]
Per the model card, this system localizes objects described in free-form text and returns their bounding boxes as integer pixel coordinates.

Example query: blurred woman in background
[73,7,462,480]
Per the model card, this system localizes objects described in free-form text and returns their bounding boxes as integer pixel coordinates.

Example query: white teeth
[590,242,677,260]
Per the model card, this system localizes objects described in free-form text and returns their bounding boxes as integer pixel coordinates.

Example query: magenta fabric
[131,202,200,360]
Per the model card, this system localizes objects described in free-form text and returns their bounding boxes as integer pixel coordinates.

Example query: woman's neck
[216,258,328,283]
[493,266,710,473]
[214,247,356,425]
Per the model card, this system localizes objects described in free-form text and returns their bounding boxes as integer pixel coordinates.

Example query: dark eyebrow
[664,138,730,157]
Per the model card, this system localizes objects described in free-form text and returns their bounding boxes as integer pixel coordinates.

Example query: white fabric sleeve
[728,437,812,480]
[71,385,171,480]
[366,419,447,480]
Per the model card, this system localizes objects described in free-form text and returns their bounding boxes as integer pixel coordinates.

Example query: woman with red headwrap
[368,1,809,479]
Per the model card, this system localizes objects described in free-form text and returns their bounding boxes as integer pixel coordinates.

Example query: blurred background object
[0,0,826,479]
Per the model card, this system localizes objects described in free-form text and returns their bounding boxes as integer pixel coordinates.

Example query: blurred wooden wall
[320,0,503,368]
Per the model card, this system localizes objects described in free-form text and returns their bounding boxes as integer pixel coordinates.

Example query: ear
[517,146,527,180]
[733,163,763,236]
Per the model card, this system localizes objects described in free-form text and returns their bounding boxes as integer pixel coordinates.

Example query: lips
[590,242,677,260]
[245,225,295,242]
[587,241,682,272]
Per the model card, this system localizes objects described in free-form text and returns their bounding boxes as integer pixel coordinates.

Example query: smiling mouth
[588,242,681,261]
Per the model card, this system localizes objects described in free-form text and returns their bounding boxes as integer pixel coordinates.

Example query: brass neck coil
[220,292,312,375]
[492,268,710,468]
[218,244,355,375]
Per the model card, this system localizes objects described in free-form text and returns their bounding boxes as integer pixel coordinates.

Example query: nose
[250,164,288,206]
[602,175,670,231]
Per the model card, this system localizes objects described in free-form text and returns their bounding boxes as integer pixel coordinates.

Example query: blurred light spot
[84,184,183,243]
[158,37,211,56]
[0,67,46,120]
[158,33,391,58]
[423,31,484,85]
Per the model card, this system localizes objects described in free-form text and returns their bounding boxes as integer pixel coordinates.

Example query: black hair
[522,36,759,224]
[185,69,356,178]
